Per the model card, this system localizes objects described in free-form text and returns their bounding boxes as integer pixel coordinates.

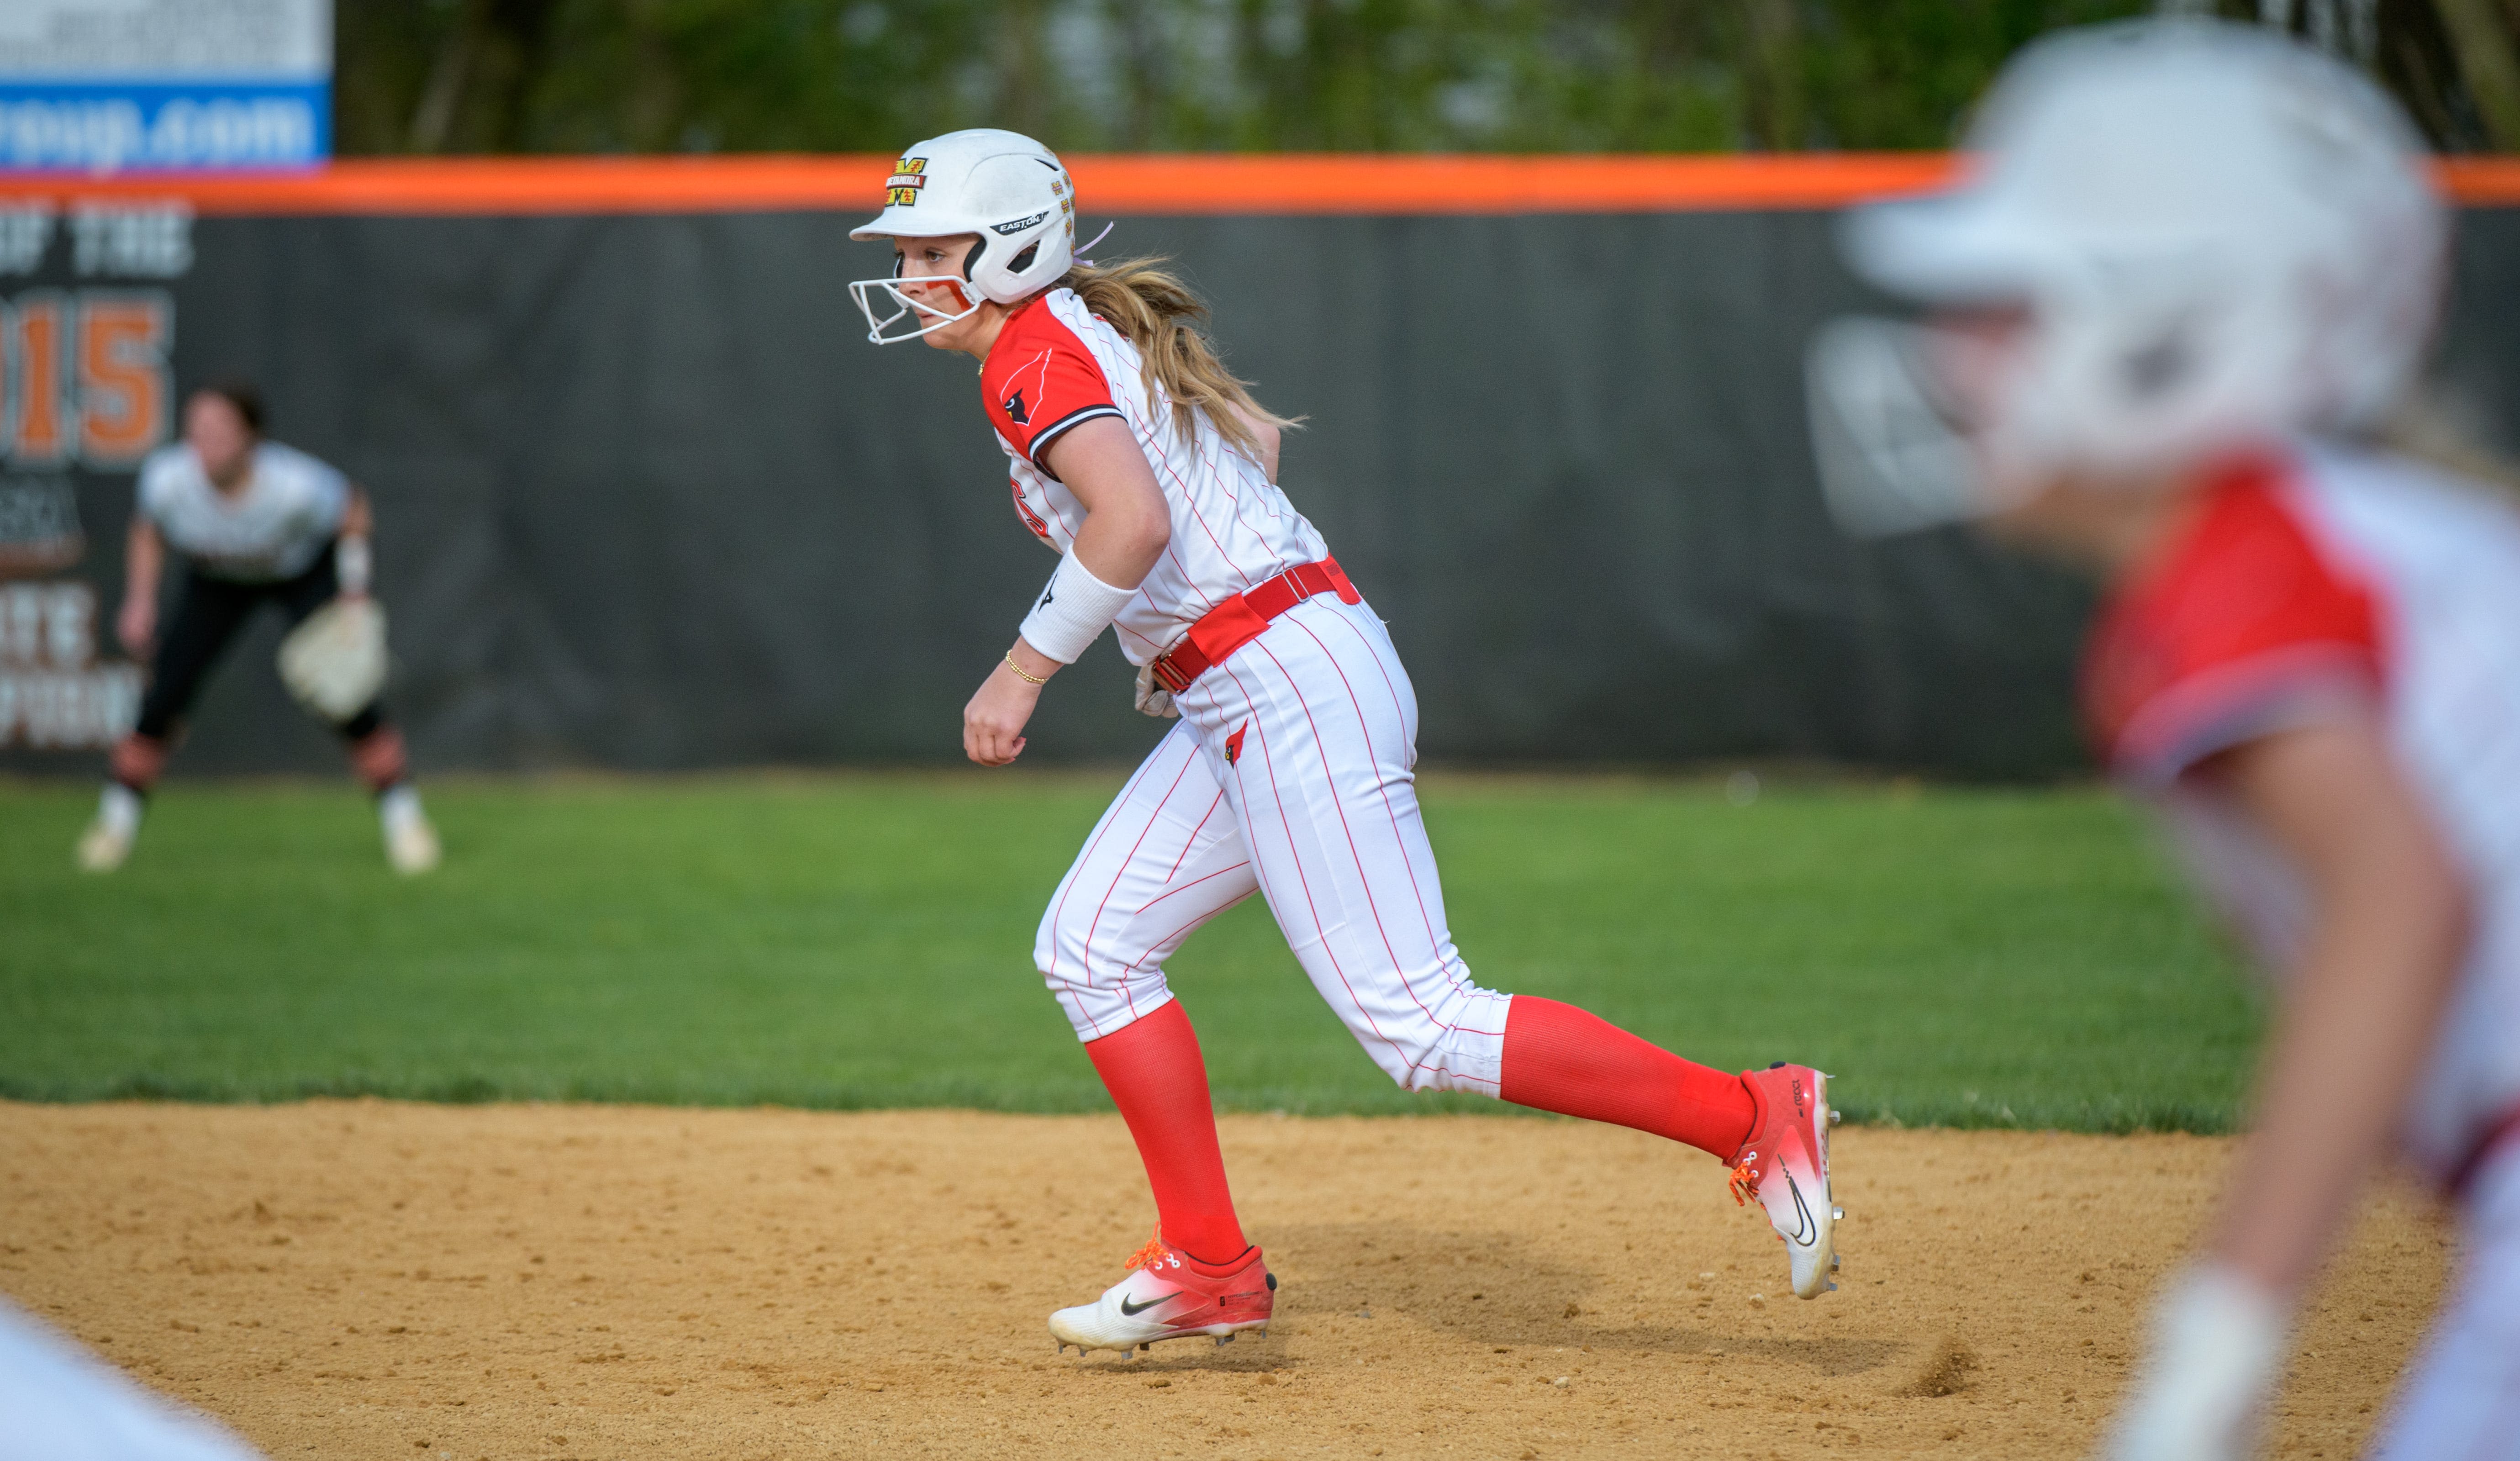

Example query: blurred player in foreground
[0,1298,264,1461]
[1807,20,2520,1460]
[76,382,438,875]
[849,129,1841,1356]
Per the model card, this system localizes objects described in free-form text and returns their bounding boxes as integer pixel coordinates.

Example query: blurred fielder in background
[849,128,1841,1358]
[77,382,439,876]
[1808,19,2520,1461]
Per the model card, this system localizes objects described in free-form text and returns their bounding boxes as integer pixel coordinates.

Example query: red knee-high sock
[1083,1000,1249,1265]
[1497,996,1756,1159]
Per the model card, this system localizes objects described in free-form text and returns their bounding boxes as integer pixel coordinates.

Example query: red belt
[1149,559,1360,694]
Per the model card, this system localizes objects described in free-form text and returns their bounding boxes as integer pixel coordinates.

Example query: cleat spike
[1829,1108,1841,1125]
[1831,1255,1842,1270]
[1832,1207,1845,1221]
[1216,1335,1234,1346]
[1824,1281,1838,1293]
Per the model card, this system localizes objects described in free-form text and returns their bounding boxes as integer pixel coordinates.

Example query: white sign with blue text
[0,0,330,172]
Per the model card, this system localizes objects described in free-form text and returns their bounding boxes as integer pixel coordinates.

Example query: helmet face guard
[1806,316,2010,536]
[1808,264,2274,535]
[849,269,983,345]
[1804,18,2444,538]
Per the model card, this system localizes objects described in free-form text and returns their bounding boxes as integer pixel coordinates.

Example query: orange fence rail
[0,152,2514,216]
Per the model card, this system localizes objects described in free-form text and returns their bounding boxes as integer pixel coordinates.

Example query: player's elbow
[1117,500,1171,561]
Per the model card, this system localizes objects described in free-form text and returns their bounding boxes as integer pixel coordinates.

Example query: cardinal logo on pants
[1225,722,1247,765]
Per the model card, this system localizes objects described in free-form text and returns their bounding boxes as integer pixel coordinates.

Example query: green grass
[0,772,2261,1131]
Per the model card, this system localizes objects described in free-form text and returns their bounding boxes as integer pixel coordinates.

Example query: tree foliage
[335,0,2520,155]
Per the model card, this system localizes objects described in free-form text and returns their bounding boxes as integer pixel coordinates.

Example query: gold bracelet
[1003,650,1048,686]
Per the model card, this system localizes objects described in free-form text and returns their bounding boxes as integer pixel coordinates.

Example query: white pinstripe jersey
[981,288,1329,666]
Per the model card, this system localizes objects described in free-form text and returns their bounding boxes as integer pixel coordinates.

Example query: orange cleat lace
[1728,1159,1759,1207]
[1122,1228,1169,1274]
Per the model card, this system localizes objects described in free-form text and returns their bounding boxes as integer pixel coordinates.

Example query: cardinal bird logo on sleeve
[1225,722,1248,765]
[1004,388,1030,425]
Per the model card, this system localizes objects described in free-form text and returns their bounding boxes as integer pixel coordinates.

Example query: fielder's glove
[278,597,389,722]
[2098,1266,2288,1461]
[1133,662,1178,719]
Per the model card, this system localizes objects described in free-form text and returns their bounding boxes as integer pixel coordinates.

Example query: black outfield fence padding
[2,157,2515,780]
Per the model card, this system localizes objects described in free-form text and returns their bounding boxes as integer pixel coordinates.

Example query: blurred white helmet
[1807,19,2446,534]
[848,128,1079,343]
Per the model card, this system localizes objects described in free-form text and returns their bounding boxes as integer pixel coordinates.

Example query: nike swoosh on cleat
[1787,1176,1818,1246]
[1118,1295,1170,1317]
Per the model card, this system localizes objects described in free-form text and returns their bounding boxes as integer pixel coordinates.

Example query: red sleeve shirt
[980,296,1128,476]
[2082,456,2387,786]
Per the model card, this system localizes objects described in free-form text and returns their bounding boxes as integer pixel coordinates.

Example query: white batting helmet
[848,128,1079,343]
[1806,19,2446,533]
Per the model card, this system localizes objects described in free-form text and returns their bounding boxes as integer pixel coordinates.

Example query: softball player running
[76,382,439,875]
[850,130,1840,1356]
[1808,21,2520,1459]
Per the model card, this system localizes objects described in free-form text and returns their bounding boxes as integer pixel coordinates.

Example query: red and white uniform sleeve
[981,304,1128,475]
[978,288,1334,663]
[2081,456,2387,788]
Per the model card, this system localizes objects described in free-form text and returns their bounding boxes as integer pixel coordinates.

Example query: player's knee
[1353,980,1510,1097]
[1360,1025,1469,1096]
[1036,959,1168,1048]
[1032,904,1091,991]
[1033,907,1149,999]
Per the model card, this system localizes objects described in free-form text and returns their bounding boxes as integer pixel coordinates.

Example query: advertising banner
[0,194,175,755]
[0,0,330,172]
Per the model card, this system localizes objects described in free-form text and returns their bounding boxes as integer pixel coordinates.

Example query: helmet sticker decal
[886,156,927,207]
[991,211,1050,235]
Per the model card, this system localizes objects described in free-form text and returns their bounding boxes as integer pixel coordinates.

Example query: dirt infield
[0,1103,2451,1460]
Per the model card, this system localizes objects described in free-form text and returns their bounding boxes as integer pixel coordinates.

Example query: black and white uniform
[132,441,382,740]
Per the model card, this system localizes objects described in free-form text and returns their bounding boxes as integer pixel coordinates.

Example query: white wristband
[1017,552,1134,665]
[2101,1265,2288,1461]
[336,535,373,596]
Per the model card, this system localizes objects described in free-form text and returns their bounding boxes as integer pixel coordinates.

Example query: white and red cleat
[1729,1063,1842,1300]
[1049,1229,1276,1356]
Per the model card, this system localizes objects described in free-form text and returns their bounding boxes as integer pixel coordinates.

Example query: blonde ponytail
[1057,257,1301,464]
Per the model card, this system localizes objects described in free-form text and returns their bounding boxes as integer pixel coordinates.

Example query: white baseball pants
[2365,1143,2520,1460]
[1034,595,1513,1094]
